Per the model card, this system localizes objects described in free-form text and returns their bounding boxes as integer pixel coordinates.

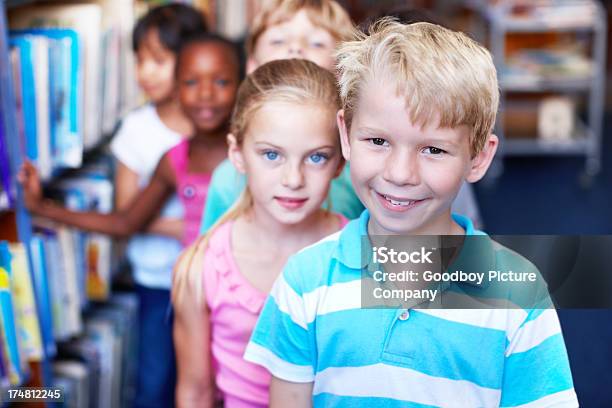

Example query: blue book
[0,244,11,385]
[28,235,56,359]
[8,36,38,165]
[11,29,82,171]
[0,111,13,209]
[0,242,23,385]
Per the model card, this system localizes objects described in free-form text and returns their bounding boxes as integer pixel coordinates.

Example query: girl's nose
[198,81,214,101]
[281,162,305,190]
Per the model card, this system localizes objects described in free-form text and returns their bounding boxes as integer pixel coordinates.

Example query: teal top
[199,159,364,233]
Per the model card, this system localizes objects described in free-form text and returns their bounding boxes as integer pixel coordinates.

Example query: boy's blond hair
[246,0,354,55]
[336,19,499,157]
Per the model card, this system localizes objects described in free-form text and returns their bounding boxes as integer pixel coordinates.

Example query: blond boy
[244,21,578,407]
[246,0,353,72]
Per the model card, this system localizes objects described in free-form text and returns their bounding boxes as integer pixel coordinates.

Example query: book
[8,243,44,362]
[10,3,104,150]
[0,110,12,210]
[8,45,26,162]
[41,229,69,341]
[56,227,83,337]
[53,360,90,408]
[95,0,140,117]
[0,242,23,385]
[58,174,114,301]
[31,35,52,180]
[107,293,139,406]
[0,244,13,386]
[85,319,116,408]
[9,36,38,168]
[28,235,57,359]
[10,29,83,175]
[58,337,102,407]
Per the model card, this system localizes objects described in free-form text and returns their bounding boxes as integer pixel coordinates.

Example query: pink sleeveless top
[167,140,212,246]
[203,215,348,408]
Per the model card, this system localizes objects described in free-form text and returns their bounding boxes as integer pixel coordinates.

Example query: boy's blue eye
[370,138,387,146]
[264,151,279,161]
[215,78,230,87]
[183,79,197,86]
[307,153,328,164]
[423,146,445,155]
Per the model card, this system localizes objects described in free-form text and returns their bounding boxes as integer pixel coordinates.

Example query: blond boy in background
[198,0,363,233]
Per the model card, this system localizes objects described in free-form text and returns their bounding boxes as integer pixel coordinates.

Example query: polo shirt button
[399,310,410,321]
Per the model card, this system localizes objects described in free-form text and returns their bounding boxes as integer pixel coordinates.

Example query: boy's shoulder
[490,239,539,273]
[283,217,361,295]
[461,231,550,310]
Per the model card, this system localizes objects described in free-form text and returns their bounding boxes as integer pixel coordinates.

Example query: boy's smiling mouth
[375,191,428,212]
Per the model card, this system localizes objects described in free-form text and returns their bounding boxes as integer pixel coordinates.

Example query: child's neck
[241,206,332,254]
[155,97,193,136]
[368,210,465,236]
[185,126,229,175]
[190,127,228,147]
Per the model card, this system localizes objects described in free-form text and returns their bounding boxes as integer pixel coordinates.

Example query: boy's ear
[227,133,246,174]
[246,56,259,75]
[466,134,499,183]
[337,109,351,162]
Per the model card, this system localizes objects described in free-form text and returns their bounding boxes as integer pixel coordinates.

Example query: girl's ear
[466,134,499,183]
[227,133,246,174]
[337,109,351,162]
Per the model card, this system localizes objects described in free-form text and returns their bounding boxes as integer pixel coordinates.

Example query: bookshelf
[0,0,140,403]
[0,0,247,404]
[439,0,607,185]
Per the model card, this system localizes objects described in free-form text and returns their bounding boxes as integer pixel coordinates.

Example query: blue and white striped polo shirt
[244,210,578,407]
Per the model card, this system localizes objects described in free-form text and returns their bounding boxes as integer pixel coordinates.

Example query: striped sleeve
[500,304,578,407]
[244,257,315,383]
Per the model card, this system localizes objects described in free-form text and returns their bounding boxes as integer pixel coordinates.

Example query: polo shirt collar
[334,210,495,289]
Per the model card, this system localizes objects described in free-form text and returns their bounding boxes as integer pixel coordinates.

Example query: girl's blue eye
[264,151,279,161]
[307,153,328,164]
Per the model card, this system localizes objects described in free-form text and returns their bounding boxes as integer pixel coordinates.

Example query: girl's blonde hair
[172,58,341,305]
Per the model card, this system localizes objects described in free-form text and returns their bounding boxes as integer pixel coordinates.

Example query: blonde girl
[172,58,346,408]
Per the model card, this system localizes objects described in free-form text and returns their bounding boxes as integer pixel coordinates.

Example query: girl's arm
[270,376,313,408]
[115,161,184,241]
[173,244,215,408]
[17,155,175,238]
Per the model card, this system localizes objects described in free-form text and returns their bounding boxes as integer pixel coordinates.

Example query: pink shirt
[203,215,348,408]
[167,140,212,246]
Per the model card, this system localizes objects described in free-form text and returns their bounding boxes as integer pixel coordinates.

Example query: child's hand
[17,161,44,213]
